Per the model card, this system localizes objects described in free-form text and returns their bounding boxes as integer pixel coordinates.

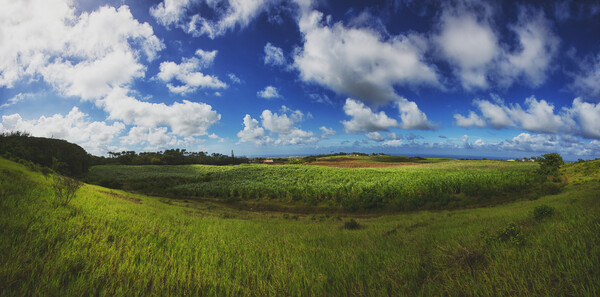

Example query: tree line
[91,149,249,166]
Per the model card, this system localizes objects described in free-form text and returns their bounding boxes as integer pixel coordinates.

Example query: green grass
[1,157,599,296]
[85,160,539,211]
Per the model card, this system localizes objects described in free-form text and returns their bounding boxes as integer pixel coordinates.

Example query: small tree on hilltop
[536,153,564,177]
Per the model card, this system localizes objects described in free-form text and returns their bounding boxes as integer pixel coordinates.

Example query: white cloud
[1,107,125,155]
[0,2,163,98]
[570,52,600,98]
[497,8,560,88]
[474,99,515,129]
[42,49,145,100]
[101,88,221,136]
[319,126,336,136]
[151,0,278,39]
[365,132,385,141]
[149,0,192,29]
[434,11,498,90]
[434,5,559,90]
[455,96,600,140]
[454,111,485,128]
[237,106,317,145]
[309,93,333,105]
[274,128,317,145]
[564,98,600,139]
[228,73,242,84]
[121,126,176,146]
[294,10,440,106]
[0,93,34,109]
[157,50,226,94]
[257,86,282,99]
[382,139,403,147]
[261,109,295,133]
[396,97,436,130]
[264,43,286,66]
[341,98,398,133]
[237,114,268,145]
[505,96,564,133]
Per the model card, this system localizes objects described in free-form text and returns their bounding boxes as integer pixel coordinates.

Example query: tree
[536,153,564,177]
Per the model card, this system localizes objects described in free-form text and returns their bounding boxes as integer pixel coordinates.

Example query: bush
[533,205,555,220]
[52,175,82,206]
[343,219,362,230]
[536,153,564,177]
[484,222,524,246]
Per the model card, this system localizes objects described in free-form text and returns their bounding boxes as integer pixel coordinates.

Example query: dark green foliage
[0,132,89,176]
[541,182,562,195]
[533,205,555,220]
[536,153,565,177]
[485,222,525,246]
[52,175,82,206]
[93,149,250,166]
[343,219,361,230]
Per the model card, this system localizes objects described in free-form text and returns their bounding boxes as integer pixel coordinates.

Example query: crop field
[1,157,599,296]
[85,157,539,211]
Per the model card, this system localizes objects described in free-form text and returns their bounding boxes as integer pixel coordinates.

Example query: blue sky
[1,0,599,160]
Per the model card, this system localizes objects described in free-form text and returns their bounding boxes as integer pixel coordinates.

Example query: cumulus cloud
[1,107,125,155]
[0,1,163,98]
[257,86,282,99]
[496,8,560,88]
[564,98,600,139]
[157,49,226,94]
[150,0,279,39]
[455,96,600,140]
[434,4,559,90]
[434,11,498,89]
[237,106,317,145]
[454,111,485,128]
[396,97,436,130]
[121,126,176,146]
[341,98,398,133]
[294,10,440,106]
[101,88,221,136]
[237,114,268,144]
[264,43,286,66]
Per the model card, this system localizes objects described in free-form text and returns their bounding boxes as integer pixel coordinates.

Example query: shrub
[343,219,362,230]
[484,222,524,246]
[52,175,82,206]
[536,153,564,177]
[533,205,555,220]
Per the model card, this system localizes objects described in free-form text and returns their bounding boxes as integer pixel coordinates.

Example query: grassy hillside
[1,157,599,296]
[85,160,539,211]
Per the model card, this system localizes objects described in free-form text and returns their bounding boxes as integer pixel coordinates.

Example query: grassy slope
[1,157,599,296]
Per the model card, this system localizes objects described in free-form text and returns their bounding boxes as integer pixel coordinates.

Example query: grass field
[85,157,541,212]
[1,156,599,296]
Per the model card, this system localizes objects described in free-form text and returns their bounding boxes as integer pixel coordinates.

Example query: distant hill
[0,132,90,176]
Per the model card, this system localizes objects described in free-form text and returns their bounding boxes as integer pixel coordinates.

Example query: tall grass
[86,160,538,211]
[0,157,598,296]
